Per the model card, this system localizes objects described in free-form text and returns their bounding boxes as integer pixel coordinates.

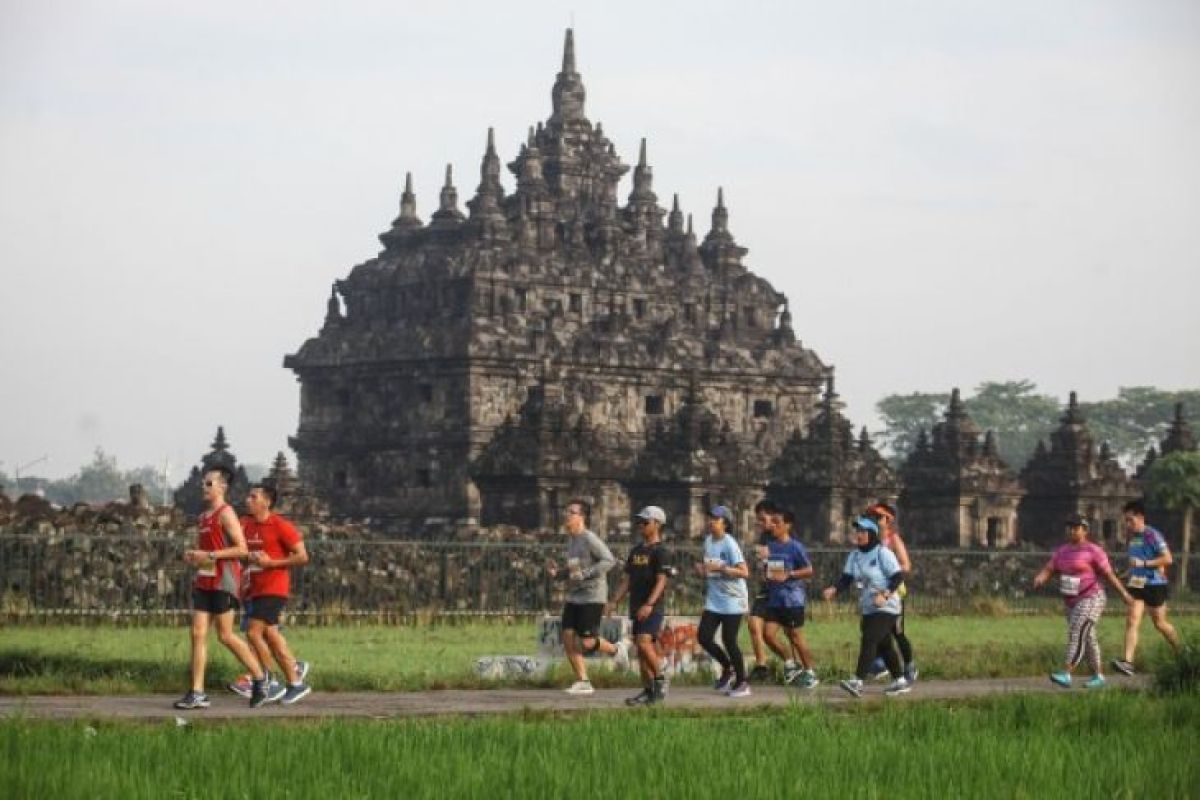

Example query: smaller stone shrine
[899,388,1023,548]
[767,376,900,543]
[1019,391,1140,548]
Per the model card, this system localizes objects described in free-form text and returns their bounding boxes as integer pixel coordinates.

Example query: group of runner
[1034,500,1182,689]
[549,497,920,703]
[174,467,1183,709]
[174,466,312,710]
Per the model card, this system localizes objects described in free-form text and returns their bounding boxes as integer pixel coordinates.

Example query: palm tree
[1145,451,1200,590]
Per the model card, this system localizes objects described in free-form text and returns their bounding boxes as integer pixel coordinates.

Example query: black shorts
[1129,584,1169,608]
[247,595,287,625]
[631,611,665,639]
[750,593,769,619]
[192,589,238,616]
[763,606,806,629]
[562,602,605,638]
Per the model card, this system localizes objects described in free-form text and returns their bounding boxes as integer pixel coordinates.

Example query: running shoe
[613,640,631,672]
[1110,659,1135,677]
[797,669,820,689]
[228,673,254,698]
[727,681,752,698]
[749,664,771,683]
[266,679,287,704]
[652,675,668,702]
[1084,675,1107,690]
[839,678,864,698]
[883,677,912,696]
[173,690,210,710]
[249,673,270,708]
[625,688,654,706]
[783,666,803,685]
[1049,671,1072,688]
[713,668,734,692]
[280,683,312,705]
[904,662,919,683]
[564,680,595,696]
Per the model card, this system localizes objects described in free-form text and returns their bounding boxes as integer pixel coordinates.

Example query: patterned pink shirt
[1050,542,1112,607]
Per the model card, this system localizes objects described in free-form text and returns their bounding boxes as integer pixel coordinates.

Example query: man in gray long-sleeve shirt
[546,498,629,694]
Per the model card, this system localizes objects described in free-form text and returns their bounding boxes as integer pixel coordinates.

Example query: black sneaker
[749,664,771,683]
[652,675,668,702]
[249,674,268,708]
[1111,659,1135,677]
[625,688,654,706]
[173,690,210,710]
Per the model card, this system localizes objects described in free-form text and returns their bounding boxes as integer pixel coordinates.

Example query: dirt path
[0,675,1150,722]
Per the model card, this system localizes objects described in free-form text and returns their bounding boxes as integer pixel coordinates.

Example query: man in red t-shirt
[242,483,312,705]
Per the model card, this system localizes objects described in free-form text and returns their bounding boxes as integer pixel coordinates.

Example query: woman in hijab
[821,516,910,698]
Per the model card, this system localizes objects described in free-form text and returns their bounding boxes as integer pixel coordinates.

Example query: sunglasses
[202,480,217,488]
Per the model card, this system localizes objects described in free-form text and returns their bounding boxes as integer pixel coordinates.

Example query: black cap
[1065,514,1089,529]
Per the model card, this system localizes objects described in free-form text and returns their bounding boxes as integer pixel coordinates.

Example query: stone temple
[285,30,840,538]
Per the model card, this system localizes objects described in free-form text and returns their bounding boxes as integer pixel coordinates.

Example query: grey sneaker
[904,662,919,683]
[883,677,912,696]
[266,679,287,704]
[1111,659,1135,677]
[783,666,803,685]
[173,690,210,710]
[727,680,752,698]
[839,678,864,698]
[564,680,595,696]
[280,683,312,705]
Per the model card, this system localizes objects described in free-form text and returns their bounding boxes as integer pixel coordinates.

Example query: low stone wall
[1,530,1195,616]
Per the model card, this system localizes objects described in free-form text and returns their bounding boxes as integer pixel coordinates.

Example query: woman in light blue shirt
[694,506,751,697]
[821,516,910,698]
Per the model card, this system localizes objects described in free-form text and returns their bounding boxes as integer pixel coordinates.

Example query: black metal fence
[1,534,1195,620]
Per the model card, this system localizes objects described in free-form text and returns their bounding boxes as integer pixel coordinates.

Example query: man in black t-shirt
[747,499,778,682]
[609,505,673,705]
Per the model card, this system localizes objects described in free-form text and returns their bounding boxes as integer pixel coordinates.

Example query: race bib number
[1127,575,1147,589]
[1059,575,1081,596]
[567,557,582,580]
[766,559,787,581]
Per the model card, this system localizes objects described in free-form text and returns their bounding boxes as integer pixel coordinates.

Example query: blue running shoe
[281,683,312,705]
[1084,675,1106,690]
[1049,671,1072,688]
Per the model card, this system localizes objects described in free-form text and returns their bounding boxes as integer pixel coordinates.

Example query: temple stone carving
[284,30,828,536]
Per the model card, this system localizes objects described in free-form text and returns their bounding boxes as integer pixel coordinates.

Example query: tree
[71,448,128,504]
[962,381,1060,470]
[875,392,949,463]
[1145,451,1200,591]
[1081,387,1200,467]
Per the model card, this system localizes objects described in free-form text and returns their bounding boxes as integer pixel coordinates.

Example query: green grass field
[2,692,1197,799]
[1,614,1195,694]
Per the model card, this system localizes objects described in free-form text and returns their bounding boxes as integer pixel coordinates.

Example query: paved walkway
[0,675,1149,722]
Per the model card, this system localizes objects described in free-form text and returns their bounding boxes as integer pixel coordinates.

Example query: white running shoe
[883,677,912,696]
[727,681,752,698]
[564,680,595,695]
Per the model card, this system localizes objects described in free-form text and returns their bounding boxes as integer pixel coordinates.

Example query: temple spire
[562,27,576,73]
[430,163,466,227]
[667,193,684,235]
[550,28,587,125]
[323,284,343,328]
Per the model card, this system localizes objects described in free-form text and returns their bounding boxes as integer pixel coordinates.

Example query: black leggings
[698,611,745,684]
[875,610,914,664]
[857,613,902,680]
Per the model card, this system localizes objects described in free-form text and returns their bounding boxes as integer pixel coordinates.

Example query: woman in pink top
[1033,514,1132,689]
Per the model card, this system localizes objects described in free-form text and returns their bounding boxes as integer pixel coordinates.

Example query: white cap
[635,505,666,524]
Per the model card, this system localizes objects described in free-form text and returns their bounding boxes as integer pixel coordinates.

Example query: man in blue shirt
[1112,500,1181,676]
[761,509,819,688]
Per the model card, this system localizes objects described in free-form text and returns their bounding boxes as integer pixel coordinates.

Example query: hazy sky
[1,0,1198,481]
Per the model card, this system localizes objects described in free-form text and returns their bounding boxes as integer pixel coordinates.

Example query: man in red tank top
[174,466,270,710]
[242,483,312,705]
